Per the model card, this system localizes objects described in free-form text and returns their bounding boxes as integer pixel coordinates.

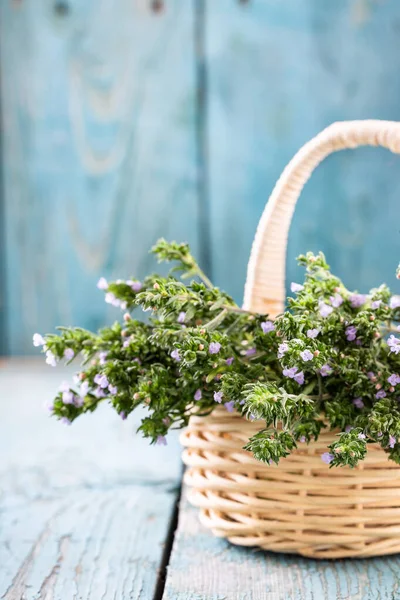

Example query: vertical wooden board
[163,488,400,600]
[206,0,400,306]
[0,0,199,354]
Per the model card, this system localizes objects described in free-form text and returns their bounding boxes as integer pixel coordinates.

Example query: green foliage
[35,241,400,468]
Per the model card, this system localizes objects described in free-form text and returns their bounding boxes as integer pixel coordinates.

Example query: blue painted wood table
[2,360,400,599]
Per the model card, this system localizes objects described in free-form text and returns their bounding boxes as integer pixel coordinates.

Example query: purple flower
[278,342,289,358]
[299,436,306,443]
[74,396,84,408]
[128,280,142,292]
[307,328,320,339]
[162,417,171,426]
[390,296,400,310]
[45,350,57,367]
[330,293,343,308]
[94,373,109,389]
[226,357,234,366]
[283,366,298,378]
[388,374,400,386]
[105,292,120,307]
[345,425,353,433]
[214,391,223,403]
[64,348,75,361]
[358,432,366,440]
[224,401,235,413]
[300,349,313,362]
[371,300,382,310]
[157,435,167,446]
[108,384,118,395]
[194,389,202,401]
[99,351,108,365]
[291,282,304,293]
[62,390,74,404]
[320,364,333,377]
[293,371,305,385]
[123,338,131,349]
[45,401,54,413]
[94,387,106,398]
[261,321,275,334]
[349,294,367,308]
[345,325,357,342]
[171,349,181,362]
[375,389,387,399]
[389,435,397,448]
[59,381,70,393]
[33,333,46,347]
[321,452,334,464]
[120,411,127,420]
[319,301,333,318]
[177,311,186,324]
[367,372,376,380]
[246,347,257,357]
[388,335,400,354]
[353,397,364,409]
[97,277,108,290]
[209,342,221,355]
[60,417,71,426]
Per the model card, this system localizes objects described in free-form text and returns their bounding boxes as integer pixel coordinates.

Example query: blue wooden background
[1,0,400,355]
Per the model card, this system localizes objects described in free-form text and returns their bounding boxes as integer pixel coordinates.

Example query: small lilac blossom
[293,371,305,385]
[99,351,108,365]
[300,349,313,362]
[278,342,289,358]
[389,435,397,449]
[246,347,257,357]
[224,401,235,413]
[261,321,275,334]
[353,397,364,409]
[299,436,306,443]
[320,364,333,377]
[123,339,131,348]
[249,413,256,421]
[59,381,70,393]
[45,350,57,367]
[94,373,109,389]
[162,417,171,426]
[128,280,142,292]
[330,293,343,308]
[388,374,400,386]
[120,301,127,311]
[62,390,74,404]
[319,301,333,318]
[105,292,120,307]
[375,389,387,399]
[97,277,108,290]
[214,391,223,403]
[64,348,74,361]
[345,325,357,342]
[226,357,234,366]
[171,349,181,362]
[60,417,71,426]
[388,335,400,354]
[390,296,400,309]
[177,311,186,324]
[45,401,54,413]
[108,384,118,395]
[307,328,320,339]
[367,372,376,380]
[33,333,46,347]
[94,387,106,399]
[194,389,202,401]
[345,425,353,433]
[291,282,304,293]
[157,435,167,446]
[358,432,366,440]
[74,396,84,408]
[209,342,221,355]
[349,293,367,308]
[371,300,382,310]
[283,366,298,378]
[321,452,334,464]
[120,411,127,420]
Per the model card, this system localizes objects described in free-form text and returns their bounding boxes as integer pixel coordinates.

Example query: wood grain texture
[0,360,182,599]
[0,0,199,355]
[207,0,400,305]
[163,488,400,600]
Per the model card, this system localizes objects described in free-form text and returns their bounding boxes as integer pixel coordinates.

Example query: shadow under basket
[181,409,400,559]
[181,120,400,559]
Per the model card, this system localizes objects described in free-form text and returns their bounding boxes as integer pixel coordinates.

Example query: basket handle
[243,120,400,317]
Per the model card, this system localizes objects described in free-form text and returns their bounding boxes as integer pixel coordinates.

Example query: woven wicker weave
[180,120,400,559]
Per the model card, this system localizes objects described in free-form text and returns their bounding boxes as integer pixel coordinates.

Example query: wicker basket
[180,120,400,559]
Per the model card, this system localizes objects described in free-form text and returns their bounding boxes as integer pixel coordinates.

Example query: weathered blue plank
[163,488,400,600]
[0,0,199,354]
[207,0,400,306]
[0,360,182,599]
